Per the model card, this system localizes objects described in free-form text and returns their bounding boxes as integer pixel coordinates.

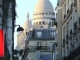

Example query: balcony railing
[27,46,53,51]
[65,45,80,60]
[22,48,29,60]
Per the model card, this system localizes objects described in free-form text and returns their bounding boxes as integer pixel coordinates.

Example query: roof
[28,28,55,40]
[33,0,55,19]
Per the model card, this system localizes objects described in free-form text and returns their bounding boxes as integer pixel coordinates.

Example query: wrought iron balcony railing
[65,45,80,60]
[27,46,53,51]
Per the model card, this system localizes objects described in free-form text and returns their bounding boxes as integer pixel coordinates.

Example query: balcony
[65,45,80,60]
[22,48,29,60]
[27,46,53,51]
[62,8,73,26]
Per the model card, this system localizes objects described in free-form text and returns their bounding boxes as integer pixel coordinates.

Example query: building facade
[0,0,16,60]
[56,0,80,60]
[22,0,58,60]
[22,28,57,60]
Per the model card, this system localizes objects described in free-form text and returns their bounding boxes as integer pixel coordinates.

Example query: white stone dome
[33,0,55,19]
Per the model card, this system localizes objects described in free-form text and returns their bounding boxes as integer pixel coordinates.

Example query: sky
[14,0,57,49]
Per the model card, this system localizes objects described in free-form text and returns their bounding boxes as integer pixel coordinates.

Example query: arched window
[39,21,41,25]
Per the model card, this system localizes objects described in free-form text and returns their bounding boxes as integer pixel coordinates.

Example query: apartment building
[22,0,58,60]
[56,0,80,60]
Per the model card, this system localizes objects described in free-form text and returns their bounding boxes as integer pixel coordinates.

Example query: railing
[27,46,53,51]
[22,48,29,60]
[65,45,80,60]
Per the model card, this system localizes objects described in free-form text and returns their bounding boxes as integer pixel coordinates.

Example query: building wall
[28,40,55,47]
[56,0,80,59]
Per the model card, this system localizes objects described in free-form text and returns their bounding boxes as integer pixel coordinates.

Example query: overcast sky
[14,0,57,49]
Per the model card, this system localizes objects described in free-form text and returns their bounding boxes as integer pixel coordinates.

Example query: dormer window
[50,31,54,38]
[36,31,42,38]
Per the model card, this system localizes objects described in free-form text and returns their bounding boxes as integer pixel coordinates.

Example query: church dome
[33,0,55,19]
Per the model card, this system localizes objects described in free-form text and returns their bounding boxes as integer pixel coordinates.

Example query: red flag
[0,30,4,57]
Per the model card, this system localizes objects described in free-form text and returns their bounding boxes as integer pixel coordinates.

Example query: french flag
[0,30,4,57]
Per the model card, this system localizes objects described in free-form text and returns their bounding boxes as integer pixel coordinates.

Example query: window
[37,42,41,47]
[52,22,54,26]
[50,31,54,38]
[46,13,48,15]
[36,31,42,38]
[42,21,45,24]
[39,21,41,25]
[42,13,45,15]
[39,13,41,15]
[49,12,52,15]
[49,22,51,27]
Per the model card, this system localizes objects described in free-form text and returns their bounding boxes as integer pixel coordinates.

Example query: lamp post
[13,25,24,60]
[15,25,24,32]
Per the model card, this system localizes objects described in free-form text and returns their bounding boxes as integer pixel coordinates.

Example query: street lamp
[15,25,24,32]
